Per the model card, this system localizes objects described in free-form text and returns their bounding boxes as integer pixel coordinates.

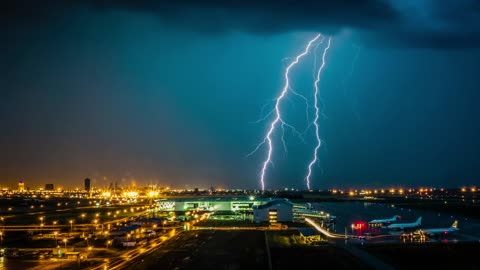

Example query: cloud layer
[3,0,480,47]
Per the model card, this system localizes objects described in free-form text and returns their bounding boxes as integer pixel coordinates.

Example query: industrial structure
[84,178,90,192]
[18,180,25,191]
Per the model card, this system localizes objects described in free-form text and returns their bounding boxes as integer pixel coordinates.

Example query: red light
[354,222,366,230]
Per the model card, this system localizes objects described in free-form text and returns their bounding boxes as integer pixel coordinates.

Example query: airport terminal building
[156,197,270,212]
[252,199,293,223]
[155,197,333,224]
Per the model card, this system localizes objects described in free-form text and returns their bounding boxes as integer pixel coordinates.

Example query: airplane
[415,221,459,237]
[369,215,401,225]
[387,217,422,230]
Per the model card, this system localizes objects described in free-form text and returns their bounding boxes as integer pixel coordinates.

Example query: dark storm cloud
[3,0,480,47]
[88,0,398,32]
[3,0,397,30]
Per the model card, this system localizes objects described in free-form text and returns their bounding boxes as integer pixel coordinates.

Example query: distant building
[18,180,25,191]
[253,199,293,223]
[84,178,91,192]
[156,197,328,224]
[45,184,54,191]
[170,197,264,212]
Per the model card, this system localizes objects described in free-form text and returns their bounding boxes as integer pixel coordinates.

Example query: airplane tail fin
[452,220,458,229]
[416,217,422,225]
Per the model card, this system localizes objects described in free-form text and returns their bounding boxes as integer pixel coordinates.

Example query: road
[1,210,150,232]
[88,227,180,270]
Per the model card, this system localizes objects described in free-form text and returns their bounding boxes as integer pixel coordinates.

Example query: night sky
[2,1,480,190]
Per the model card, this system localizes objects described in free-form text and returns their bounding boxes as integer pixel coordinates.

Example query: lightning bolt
[305,37,331,190]
[252,34,321,191]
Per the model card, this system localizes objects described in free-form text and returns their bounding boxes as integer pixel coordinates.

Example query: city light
[148,191,159,197]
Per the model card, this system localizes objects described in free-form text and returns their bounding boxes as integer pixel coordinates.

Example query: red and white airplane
[368,215,401,225]
[415,220,459,237]
[387,217,422,230]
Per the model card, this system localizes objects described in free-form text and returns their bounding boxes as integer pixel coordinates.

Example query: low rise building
[253,199,293,223]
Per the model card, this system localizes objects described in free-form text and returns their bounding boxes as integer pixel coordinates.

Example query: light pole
[63,238,67,249]
[54,231,58,247]
[39,217,44,233]
[69,220,73,235]
[80,214,86,237]
[0,231,3,247]
[93,219,99,237]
